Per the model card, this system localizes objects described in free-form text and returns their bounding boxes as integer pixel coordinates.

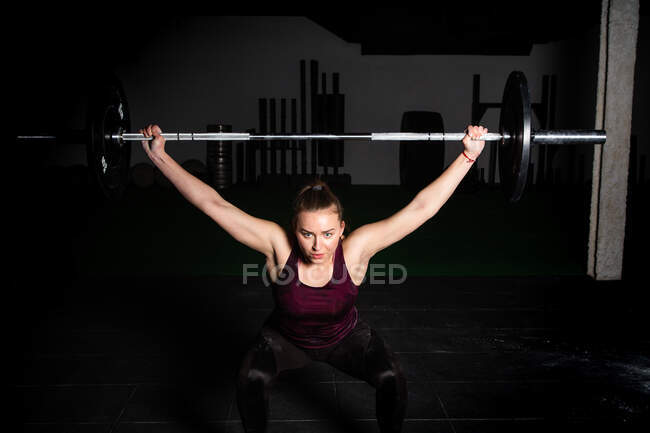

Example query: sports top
[267,240,359,349]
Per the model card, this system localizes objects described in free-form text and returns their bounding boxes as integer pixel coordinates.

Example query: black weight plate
[86,76,131,200]
[498,71,531,202]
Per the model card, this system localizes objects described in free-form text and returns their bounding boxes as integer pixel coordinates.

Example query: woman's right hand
[140,124,166,159]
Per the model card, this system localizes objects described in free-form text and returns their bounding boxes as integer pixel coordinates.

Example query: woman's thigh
[258,326,314,374]
[325,319,404,387]
[240,319,402,386]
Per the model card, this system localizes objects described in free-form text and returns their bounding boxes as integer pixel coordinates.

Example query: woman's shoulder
[341,237,370,286]
[341,234,367,263]
[264,230,295,286]
[269,228,294,268]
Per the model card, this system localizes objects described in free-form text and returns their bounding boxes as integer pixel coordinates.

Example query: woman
[140,124,486,433]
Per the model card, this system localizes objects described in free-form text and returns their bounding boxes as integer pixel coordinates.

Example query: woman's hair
[291,179,345,234]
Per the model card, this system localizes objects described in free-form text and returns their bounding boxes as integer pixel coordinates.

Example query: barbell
[17,71,606,202]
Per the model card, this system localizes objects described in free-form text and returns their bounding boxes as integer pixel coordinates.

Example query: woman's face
[295,206,345,264]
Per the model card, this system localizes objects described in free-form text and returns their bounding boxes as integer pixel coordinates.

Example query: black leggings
[236,318,407,433]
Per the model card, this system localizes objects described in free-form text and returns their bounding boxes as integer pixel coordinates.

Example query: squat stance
[141,124,486,432]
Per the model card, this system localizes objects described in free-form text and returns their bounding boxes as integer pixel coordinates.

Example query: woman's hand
[140,124,166,160]
[462,125,487,160]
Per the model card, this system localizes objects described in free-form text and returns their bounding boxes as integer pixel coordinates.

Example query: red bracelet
[462,151,475,162]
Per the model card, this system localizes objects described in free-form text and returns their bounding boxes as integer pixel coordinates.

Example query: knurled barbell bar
[16,71,607,202]
[115,131,604,143]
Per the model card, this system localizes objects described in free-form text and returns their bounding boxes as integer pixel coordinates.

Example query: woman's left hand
[462,125,487,160]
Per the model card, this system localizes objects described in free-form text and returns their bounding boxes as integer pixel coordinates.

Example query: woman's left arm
[346,125,486,260]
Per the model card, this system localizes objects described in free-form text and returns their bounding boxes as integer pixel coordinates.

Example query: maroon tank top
[267,240,359,349]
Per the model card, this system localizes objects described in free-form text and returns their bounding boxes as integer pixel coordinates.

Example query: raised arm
[346,125,486,260]
[141,124,284,258]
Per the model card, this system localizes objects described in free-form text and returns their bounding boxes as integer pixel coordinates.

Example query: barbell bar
[24,130,606,145]
[115,130,605,144]
[15,71,607,203]
[116,132,507,141]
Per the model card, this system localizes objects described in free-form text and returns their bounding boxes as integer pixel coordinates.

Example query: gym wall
[11,15,646,186]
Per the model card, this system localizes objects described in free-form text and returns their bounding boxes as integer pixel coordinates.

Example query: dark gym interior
[10,5,649,433]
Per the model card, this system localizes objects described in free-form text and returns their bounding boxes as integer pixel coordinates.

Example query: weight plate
[498,71,531,202]
[86,76,131,200]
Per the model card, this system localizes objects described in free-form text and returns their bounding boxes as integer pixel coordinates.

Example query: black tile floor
[14,276,650,432]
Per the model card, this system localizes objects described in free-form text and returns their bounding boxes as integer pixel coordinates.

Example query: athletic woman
[140,124,486,433]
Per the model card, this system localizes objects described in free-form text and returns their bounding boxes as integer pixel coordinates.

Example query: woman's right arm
[141,124,284,258]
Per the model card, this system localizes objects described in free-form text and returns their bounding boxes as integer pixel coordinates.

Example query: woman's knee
[238,335,278,387]
[374,364,407,394]
[366,329,406,388]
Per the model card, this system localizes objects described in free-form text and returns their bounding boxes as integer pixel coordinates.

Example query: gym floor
[15,275,649,432]
[13,171,650,432]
